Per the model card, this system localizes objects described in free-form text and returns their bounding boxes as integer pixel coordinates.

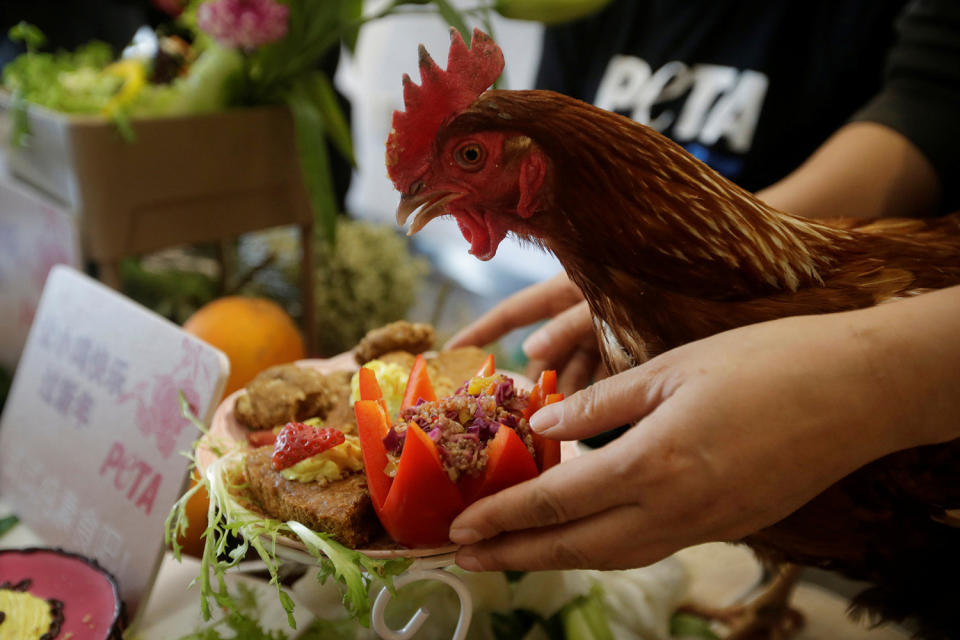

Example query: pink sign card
[0,265,229,617]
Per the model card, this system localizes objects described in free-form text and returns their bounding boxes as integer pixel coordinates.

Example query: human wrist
[848,286,960,450]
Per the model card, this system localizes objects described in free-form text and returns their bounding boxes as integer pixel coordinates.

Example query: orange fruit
[175,471,209,558]
[183,296,305,396]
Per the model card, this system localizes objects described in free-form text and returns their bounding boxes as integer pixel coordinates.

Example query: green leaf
[296,616,362,640]
[9,22,46,51]
[0,514,19,538]
[249,0,340,98]
[432,0,471,41]
[306,72,355,167]
[559,585,615,640]
[340,0,365,53]
[287,81,339,245]
[670,612,721,639]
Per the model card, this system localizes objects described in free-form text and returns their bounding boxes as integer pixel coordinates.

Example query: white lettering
[595,55,651,114]
[673,64,737,142]
[593,56,770,156]
[633,61,692,130]
[699,70,769,152]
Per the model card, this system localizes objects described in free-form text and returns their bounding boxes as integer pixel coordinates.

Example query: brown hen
[386,29,960,638]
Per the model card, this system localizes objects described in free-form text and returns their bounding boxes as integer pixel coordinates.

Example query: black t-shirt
[536,0,960,210]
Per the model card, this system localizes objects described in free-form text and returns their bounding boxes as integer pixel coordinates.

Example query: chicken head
[387,28,547,260]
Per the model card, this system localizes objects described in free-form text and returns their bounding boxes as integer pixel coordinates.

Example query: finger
[528,366,670,440]
[522,345,597,392]
[455,504,683,572]
[523,356,554,381]
[521,301,594,361]
[450,447,630,544]
[444,274,582,349]
[556,341,601,396]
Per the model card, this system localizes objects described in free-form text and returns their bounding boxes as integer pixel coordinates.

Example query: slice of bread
[243,447,380,548]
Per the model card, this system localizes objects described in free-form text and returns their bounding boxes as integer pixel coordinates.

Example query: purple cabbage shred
[467,417,500,442]
[382,427,406,455]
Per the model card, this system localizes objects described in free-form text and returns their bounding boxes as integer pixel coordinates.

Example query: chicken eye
[454,142,486,170]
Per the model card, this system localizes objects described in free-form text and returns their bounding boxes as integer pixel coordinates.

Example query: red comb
[386,28,504,190]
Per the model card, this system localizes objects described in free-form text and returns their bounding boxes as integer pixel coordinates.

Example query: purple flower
[198,0,289,49]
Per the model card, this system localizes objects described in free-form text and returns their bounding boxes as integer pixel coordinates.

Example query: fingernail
[521,330,549,358]
[529,404,560,433]
[449,527,482,545]
[456,549,483,572]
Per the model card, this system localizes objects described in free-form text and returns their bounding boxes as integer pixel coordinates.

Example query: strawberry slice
[272,422,345,471]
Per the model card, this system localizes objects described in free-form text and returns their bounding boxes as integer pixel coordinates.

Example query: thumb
[529,365,668,440]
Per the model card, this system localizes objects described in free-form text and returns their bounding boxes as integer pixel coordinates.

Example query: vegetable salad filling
[354,353,561,547]
[382,374,534,482]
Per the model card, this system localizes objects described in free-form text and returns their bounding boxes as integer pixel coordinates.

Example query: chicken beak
[396,190,461,236]
[396,191,431,226]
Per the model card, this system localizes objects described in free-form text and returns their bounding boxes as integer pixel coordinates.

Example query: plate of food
[192,321,574,564]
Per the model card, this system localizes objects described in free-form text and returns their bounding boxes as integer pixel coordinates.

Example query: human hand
[445,273,601,394]
[449,301,955,572]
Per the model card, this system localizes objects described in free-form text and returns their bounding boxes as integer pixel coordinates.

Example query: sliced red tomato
[527,372,562,471]
[400,354,437,411]
[378,423,464,547]
[538,370,557,395]
[354,400,392,510]
[460,425,539,503]
[531,392,564,471]
[475,353,496,377]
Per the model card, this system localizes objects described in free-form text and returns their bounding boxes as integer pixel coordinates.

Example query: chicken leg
[682,563,804,640]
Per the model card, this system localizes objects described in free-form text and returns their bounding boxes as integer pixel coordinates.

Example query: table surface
[0,498,910,640]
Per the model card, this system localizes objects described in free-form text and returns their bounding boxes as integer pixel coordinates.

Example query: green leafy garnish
[670,611,721,639]
[0,514,19,538]
[177,583,287,640]
[560,585,615,640]
[165,394,412,630]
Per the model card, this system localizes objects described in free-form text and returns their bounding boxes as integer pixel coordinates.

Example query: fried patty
[243,447,380,548]
[354,321,434,364]
[235,365,352,431]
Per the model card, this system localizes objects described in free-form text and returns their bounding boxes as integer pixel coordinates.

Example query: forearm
[757,121,942,220]
[849,284,960,449]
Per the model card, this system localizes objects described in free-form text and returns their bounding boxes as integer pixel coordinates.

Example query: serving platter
[196,350,574,561]
[195,350,577,639]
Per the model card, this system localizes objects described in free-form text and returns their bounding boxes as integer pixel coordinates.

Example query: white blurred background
[336,2,564,300]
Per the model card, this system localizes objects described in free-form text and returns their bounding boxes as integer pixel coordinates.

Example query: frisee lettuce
[0,514,19,538]
[165,393,412,630]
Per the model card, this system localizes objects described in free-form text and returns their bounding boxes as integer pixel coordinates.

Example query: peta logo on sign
[594,55,769,155]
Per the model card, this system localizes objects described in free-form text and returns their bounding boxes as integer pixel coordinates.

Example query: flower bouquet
[0,0,474,272]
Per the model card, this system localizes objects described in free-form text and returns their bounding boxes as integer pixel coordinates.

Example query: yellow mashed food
[280,432,364,484]
[348,360,409,419]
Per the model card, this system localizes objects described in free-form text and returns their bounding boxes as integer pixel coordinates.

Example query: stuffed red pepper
[354,354,562,547]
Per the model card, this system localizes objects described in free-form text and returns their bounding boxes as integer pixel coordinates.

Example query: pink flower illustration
[126,340,211,458]
[198,0,290,49]
[134,374,200,459]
